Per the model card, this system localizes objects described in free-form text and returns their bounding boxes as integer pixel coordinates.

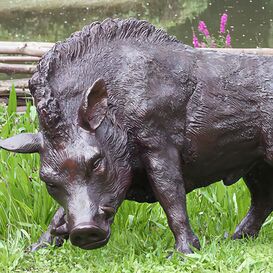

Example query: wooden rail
[0,56,40,63]
[200,47,273,56]
[0,63,36,74]
[0,41,54,57]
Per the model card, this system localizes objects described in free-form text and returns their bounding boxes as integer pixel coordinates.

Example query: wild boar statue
[0,18,272,254]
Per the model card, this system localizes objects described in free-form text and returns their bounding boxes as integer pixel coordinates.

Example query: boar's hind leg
[233,162,273,239]
[142,147,200,254]
[30,207,68,251]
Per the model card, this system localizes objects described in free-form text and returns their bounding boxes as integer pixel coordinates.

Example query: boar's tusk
[0,132,43,153]
[51,223,69,236]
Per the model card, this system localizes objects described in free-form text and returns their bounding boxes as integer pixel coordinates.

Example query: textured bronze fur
[0,18,272,254]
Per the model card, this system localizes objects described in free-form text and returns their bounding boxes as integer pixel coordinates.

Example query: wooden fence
[0,41,273,109]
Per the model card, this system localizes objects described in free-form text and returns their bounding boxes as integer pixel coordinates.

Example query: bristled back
[29,18,183,140]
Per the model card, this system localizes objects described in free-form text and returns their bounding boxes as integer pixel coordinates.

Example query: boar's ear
[0,133,43,153]
[79,78,108,131]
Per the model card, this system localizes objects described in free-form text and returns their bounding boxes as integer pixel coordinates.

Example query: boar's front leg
[142,146,200,254]
[30,207,68,251]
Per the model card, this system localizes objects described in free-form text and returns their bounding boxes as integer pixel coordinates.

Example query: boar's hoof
[29,232,65,252]
[29,207,69,251]
[232,214,263,240]
[30,236,65,252]
[232,227,259,240]
[175,234,201,254]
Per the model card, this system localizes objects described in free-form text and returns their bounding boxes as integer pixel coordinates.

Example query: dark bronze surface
[0,18,272,254]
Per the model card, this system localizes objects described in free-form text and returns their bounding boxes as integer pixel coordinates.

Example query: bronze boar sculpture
[0,18,272,254]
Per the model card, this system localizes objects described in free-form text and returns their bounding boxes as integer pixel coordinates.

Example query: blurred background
[0,0,272,48]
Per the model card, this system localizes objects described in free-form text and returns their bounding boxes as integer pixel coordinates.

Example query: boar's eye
[46,182,58,190]
[92,157,103,171]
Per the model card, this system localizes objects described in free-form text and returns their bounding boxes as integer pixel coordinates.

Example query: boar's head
[0,77,132,250]
[0,18,179,249]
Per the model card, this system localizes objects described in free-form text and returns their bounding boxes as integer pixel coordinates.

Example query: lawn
[0,93,272,273]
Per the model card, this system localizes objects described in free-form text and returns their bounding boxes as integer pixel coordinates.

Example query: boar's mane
[29,18,184,141]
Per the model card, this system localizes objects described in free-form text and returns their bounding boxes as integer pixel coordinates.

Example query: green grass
[0,93,272,272]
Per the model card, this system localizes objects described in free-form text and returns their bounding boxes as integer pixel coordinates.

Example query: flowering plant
[192,13,232,48]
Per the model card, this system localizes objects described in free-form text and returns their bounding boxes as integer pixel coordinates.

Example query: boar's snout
[68,205,115,250]
[70,223,110,250]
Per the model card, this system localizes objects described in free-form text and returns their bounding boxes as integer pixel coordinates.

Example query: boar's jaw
[77,233,110,250]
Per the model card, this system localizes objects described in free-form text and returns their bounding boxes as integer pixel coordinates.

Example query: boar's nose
[70,224,109,250]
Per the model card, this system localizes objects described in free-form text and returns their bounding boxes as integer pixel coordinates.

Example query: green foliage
[0,104,272,272]
[7,85,17,117]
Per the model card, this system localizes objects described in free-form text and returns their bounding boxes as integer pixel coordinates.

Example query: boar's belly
[182,119,262,190]
[182,139,261,191]
[182,80,263,189]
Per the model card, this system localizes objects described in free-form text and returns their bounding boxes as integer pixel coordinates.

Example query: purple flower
[225,33,231,47]
[220,13,228,33]
[198,21,210,37]
[192,32,199,48]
